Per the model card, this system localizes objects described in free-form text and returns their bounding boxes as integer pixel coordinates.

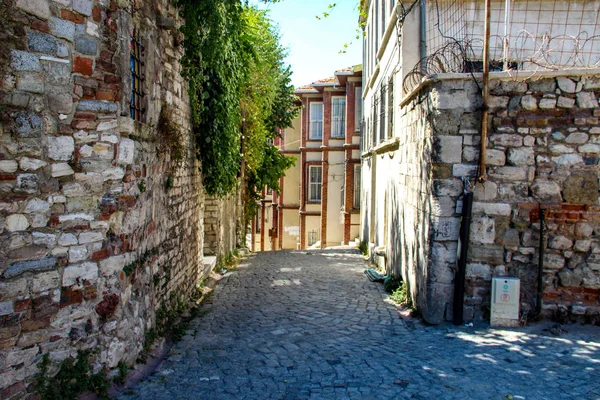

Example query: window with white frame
[355,87,362,132]
[331,97,346,138]
[309,102,323,140]
[308,165,322,202]
[353,165,361,209]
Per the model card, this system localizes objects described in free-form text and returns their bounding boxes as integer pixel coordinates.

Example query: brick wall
[0,0,209,395]
[397,72,600,324]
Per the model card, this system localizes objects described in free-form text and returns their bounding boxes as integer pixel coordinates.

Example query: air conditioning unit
[491,277,520,327]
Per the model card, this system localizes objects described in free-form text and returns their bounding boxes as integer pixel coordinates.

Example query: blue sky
[250,0,363,87]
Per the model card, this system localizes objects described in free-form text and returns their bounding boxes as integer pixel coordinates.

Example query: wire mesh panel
[403,0,600,92]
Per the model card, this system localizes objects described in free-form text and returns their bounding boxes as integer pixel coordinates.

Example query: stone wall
[0,0,207,395]
[203,191,241,258]
[397,71,600,324]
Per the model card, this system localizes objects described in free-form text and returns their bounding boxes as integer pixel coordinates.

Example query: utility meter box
[491,277,520,327]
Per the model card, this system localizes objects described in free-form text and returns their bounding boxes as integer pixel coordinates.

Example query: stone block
[576,92,599,109]
[579,144,600,153]
[507,147,534,166]
[544,253,565,270]
[488,95,509,110]
[0,160,18,173]
[93,143,112,158]
[16,0,50,19]
[558,267,583,287]
[452,164,477,178]
[432,217,460,241]
[574,239,592,252]
[563,171,599,204]
[433,179,462,197]
[79,231,104,244]
[47,93,73,114]
[5,214,29,232]
[73,0,92,15]
[51,163,74,177]
[472,202,511,216]
[27,31,56,55]
[470,216,495,244]
[75,36,98,55]
[488,166,527,181]
[550,144,575,154]
[473,181,497,201]
[557,96,575,108]
[431,241,458,264]
[530,180,562,202]
[3,257,56,279]
[575,222,594,238]
[58,212,94,222]
[49,17,75,41]
[62,262,98,286]
[521,95,537,110]
[118,117,134,133]
[433,136,462,164]
[565,132,588,144]
[0,302,14,316]
[77,100,118,113]
[11,50,41,72]
[97,119,118,131]
[48,136,74,161]
[103,167,125,181]
[539,98,556,109]
[73,130,99,143]
[529,78,556,93]
[15,112,43,138]
[557,77,578,93]
[466,263,491,280]
[58,233,78,246]
[468,245,504,264]
[41,59,71,85]
[16,73,44,94]
[551,154,583,166]
[549,235,573,250]
[31,270,60,293]
[99,255,126,276]
[486,149,506,166]
[490,134,522,147]
[24,198,50,214]
[68,245,88,263]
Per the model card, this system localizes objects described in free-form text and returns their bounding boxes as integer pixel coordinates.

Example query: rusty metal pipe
[478,0,492,183]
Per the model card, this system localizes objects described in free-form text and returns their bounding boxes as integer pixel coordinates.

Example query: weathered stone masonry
[0,0,208,395]
[396,71,600,324]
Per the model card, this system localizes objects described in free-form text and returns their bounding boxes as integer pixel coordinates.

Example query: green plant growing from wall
[176,0,299,217]
[34,350,109,400]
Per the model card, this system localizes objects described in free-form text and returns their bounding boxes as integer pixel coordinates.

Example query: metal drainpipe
[535,208,545,315]
[419,0,427,74]
[478,0,492,183]
[453,190,473,325]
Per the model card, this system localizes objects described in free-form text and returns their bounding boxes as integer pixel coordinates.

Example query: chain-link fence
[403,0,600,92]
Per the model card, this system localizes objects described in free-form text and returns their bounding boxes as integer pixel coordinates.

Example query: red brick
[60,288,83,308]
[105,74,121,84]
[0,174,16,181]
[83,87,95,99]
[100,50,113,62]
[22,316,51,331]
[14,298,31,312]
[73,56,93,76]
[96,89,115,101]
[92,248,111,261]
[92,5,102,21]
[74,112,97,120]
[61,9,84,23]
[74,84,84,97]
[96,59,116,74]
[71,119,97,130]
[32,19,50,33]
[1,381,26,399]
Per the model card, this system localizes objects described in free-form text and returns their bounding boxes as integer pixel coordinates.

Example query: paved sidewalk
[119,249,600,400]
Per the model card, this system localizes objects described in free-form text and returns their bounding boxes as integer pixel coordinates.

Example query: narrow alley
[119,250,600,400]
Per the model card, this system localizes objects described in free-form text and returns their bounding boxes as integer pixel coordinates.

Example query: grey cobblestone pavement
[120,249,600,400]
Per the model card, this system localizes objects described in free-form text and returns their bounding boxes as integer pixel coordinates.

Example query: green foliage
[122,247,159,277]
[389,282,409,305]
[114,361,128,385]
[34,351,109,400]
[358,240,368,256]
[137,179,146,193]
[176,0,298,204]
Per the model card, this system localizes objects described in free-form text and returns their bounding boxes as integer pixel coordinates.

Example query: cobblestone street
[120,250,600,400]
